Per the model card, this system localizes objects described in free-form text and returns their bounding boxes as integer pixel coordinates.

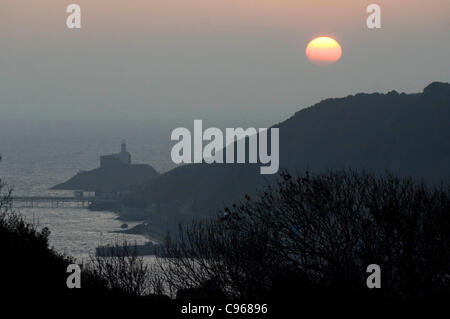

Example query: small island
[51,141,159,210]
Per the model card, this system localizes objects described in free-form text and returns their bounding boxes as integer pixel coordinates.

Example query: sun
[306,37,342,66]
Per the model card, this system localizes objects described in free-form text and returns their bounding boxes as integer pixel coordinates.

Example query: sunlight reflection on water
[19,207,148,261]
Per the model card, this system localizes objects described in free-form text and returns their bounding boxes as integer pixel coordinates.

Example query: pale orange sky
[3,0,450,36]
[1,0,449,130]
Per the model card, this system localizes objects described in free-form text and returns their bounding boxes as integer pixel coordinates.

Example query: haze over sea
[0,123,174,260]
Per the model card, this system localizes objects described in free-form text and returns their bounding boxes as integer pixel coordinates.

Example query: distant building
[52,139,160,203]
[100,140,131,168]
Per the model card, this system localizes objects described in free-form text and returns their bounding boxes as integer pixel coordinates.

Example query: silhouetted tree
[0,166,131,300]
[86,242,151,296]
[159,171,450,300]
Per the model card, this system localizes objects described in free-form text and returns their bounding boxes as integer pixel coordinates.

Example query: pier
[11,196,117,209]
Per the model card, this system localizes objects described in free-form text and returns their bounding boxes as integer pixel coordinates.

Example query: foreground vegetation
[1,170,449,302]
[158,171,450,300]
[0,182,125,300]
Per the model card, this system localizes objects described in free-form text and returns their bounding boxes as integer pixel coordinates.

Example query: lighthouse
[100,140,131,168]
[118,140,131,165]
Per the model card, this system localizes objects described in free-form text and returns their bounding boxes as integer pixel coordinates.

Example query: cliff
[51,163,159,192]
[130,82,450,218]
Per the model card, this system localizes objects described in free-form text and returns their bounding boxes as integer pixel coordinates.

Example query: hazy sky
[1,0,449,134]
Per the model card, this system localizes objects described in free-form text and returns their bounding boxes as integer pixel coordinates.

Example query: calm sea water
[0,129,174,261]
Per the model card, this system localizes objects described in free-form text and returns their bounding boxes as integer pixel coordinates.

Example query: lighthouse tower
[99,140,131,168]
[118,140,131,165]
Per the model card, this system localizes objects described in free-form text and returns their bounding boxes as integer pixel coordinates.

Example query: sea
[0,125,175,262]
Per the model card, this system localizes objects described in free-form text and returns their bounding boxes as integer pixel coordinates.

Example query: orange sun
[306,37,342,66]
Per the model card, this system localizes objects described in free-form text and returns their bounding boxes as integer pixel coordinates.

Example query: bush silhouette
[0,178,151,301]
[159,170,450,300]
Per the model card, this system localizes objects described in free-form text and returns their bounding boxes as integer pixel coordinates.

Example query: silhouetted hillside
[131,82,450,222]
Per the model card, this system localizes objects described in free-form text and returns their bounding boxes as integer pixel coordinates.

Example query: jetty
[12,196,118,209]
